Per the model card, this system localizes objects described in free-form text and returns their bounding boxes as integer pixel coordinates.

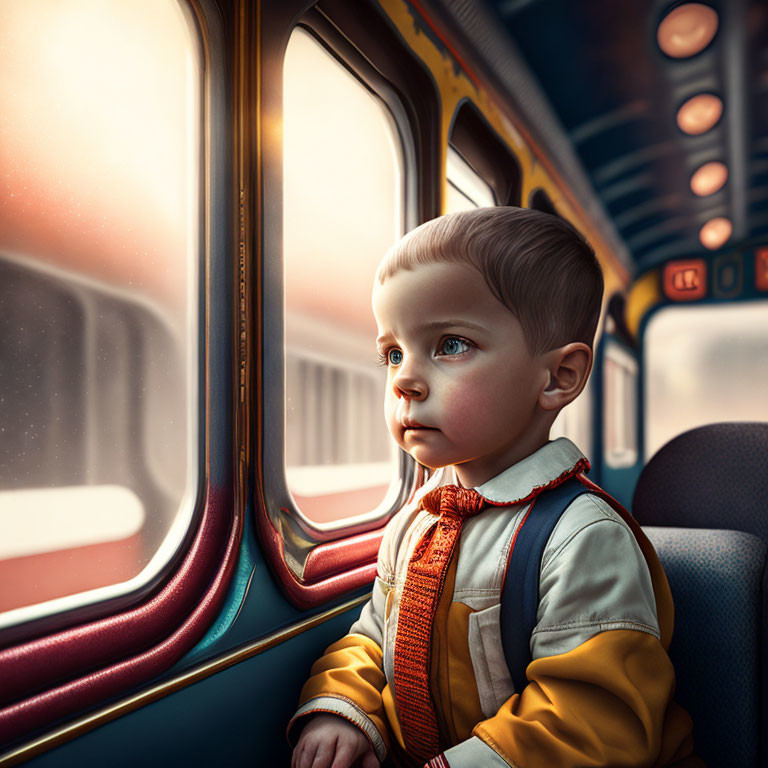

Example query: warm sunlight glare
[0,0,200,309]
[283,28,403,336]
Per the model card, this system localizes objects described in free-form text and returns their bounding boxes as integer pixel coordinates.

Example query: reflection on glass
[0,0,200,624]
[283,28,403,524]
[645,302,768,459]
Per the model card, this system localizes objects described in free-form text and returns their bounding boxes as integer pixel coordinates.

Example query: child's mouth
[402,421,437,432]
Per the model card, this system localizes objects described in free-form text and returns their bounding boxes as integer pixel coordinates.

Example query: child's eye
[378,348,403,366]
[437,337,471,357]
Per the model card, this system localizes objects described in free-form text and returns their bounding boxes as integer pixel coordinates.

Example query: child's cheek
[440,372,494,431]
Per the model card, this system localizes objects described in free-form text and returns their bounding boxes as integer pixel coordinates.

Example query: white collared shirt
[356,438,658,716]
[294,439,663,765]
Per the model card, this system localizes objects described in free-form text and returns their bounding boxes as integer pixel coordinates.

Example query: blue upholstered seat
[645,527,765,768]
[632,422,768,539]
[633,423,768,767]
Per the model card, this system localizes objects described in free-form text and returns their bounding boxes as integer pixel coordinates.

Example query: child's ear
[539,342,593,411]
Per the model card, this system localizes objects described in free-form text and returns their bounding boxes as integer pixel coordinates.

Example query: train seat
[633,423,768,767]
[632,422,768,540]
[644,527,766,768]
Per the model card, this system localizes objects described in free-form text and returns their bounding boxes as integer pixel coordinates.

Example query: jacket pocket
[382,586,397,683]
[467,603,515,718]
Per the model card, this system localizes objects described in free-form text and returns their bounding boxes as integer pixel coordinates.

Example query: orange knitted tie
[393,484,485,766]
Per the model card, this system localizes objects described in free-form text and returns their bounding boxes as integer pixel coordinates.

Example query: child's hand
[291,713,379,768]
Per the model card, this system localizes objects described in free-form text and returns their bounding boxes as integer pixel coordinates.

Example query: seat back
[634,423,768,767]
[632,422,768,538]
[645,527,766,768]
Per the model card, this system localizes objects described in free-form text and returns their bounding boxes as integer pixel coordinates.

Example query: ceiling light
[699,217,732,250]
[677,93,723,135]
[690,161,728,196]
[658,4,719,58]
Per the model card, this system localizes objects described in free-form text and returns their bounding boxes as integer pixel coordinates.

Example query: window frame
[0,0,237,746]
[448,99,522,207]
[632,252,768,465]
[529,187,561,217]
[255,1,440,608]
[642,298,768,461]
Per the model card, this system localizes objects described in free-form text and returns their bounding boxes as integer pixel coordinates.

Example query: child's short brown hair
[376,207,604,355]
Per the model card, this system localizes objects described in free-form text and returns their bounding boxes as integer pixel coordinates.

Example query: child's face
[372,261,551,488]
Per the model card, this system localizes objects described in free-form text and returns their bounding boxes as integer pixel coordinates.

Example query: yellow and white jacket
[291,439,699,767]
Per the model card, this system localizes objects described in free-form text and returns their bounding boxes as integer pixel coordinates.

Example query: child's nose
[392,366,427,400]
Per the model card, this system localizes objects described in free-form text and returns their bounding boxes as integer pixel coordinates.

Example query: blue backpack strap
[500,476,590,695]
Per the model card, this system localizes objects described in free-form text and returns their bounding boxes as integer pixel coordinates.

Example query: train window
[447,100,522,209]
[446,147,496,212]
[283,28,403,525]
[644,302,768,458]
[0,0,202,629]
[603,342,638,467]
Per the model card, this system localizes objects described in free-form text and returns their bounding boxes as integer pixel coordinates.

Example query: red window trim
[302,528,385,582]
[255,505,382,611]
[0,486,238,747]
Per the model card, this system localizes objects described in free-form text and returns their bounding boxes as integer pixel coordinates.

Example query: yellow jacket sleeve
[473,629,701,767]
[287,574,392,762]
[293,632,389,752]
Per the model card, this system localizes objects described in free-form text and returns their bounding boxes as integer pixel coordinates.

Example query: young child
[289,207,699,768]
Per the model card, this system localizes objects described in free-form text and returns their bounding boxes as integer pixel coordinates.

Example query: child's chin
[408,450,455,470]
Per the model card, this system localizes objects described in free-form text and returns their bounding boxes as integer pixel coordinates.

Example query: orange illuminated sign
[663,259,707,301]
[756,247,768,291]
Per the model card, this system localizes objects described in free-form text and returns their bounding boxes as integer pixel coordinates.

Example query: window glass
[445,147,496,213]
[283,28,403,525]
[0,0,201,627]
[602,342,638,467]
[645,302,768,458]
